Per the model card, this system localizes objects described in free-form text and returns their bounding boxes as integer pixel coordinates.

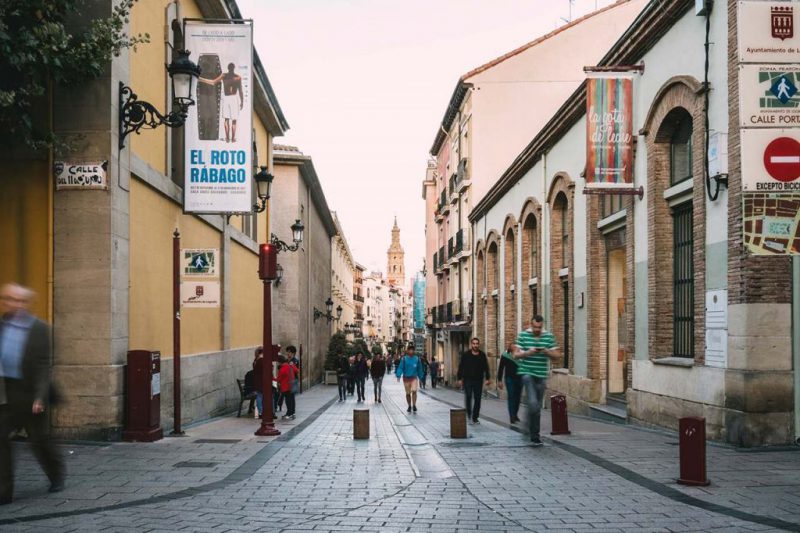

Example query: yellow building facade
[0,0,290,439]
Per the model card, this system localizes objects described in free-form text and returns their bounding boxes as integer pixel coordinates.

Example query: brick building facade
[469,0,799,446]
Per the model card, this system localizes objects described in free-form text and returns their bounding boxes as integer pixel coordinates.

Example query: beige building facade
[331,212,356,334]
[272,146,335,387]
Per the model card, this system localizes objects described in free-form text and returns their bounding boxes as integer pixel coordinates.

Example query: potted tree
[324,332,348,385]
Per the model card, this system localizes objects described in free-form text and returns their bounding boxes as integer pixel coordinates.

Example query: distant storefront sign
[180,281,221,308]
[739,65,800,127]
[585,72,634,190]
[54,161,107,190]
[182,248,218,277]
[738,2,800,63]
[183,21,254,214]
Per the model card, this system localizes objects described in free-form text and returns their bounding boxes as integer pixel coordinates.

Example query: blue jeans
[505,376,522,420]
[256,392,263,415]
[521,375,547,440]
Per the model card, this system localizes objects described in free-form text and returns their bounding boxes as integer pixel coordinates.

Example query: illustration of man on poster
[200,62,243,143]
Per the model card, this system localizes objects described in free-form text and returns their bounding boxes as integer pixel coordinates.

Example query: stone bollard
[450,408,467,438]
[353,409,369,439]
[677,417,710,486]
[550,394,571,435]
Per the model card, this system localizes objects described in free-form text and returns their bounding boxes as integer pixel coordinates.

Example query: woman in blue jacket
[395,345,425,413]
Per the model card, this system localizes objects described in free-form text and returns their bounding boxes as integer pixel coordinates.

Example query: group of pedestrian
[331,313,558,447]
[456,314,558,446]
[249,345,300,421]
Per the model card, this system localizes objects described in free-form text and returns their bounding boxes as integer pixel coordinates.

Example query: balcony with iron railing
[353,293,365,303]
[440,190,450,215]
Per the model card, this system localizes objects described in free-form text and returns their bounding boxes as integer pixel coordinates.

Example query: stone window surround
[485,232,501,363]
[519,198,543,326]
[502,215,518,345]
[547,173,575,372]
[640,76,706,365]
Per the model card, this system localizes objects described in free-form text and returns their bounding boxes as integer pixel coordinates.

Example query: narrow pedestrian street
[0,379,797,532]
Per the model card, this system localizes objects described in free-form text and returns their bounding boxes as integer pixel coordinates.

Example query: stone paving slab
[1,378,799,532]
[417,383,800,531]
[0,383,336,521]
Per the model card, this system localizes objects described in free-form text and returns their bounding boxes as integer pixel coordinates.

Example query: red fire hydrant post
[677,416,710,486]
[550,393,571,435]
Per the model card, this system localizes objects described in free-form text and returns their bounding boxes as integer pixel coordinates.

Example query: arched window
[669,109,693,185]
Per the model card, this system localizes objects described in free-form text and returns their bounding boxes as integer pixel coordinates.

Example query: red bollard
[550,394,571,435]
[677,417,710,486]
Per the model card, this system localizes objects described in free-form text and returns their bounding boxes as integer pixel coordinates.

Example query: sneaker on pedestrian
[289,414,295,420]
[377,398,382,403]
[530,438,543,447]
[412,405,417,412]
[407,405,412,412]
[473,418,480,425]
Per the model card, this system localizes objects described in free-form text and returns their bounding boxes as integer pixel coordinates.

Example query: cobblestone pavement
[0,379,797,532]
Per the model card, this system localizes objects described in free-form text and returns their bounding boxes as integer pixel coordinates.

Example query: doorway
[607,248,627,393]
[562,279,569,369]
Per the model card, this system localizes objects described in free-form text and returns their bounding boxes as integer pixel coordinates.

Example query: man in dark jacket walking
[336,353,349,402]
[456,337,491,424]
[353,353,368,402]
[0,283,64,504]
[369,353,386,403]
[498,344,522,424]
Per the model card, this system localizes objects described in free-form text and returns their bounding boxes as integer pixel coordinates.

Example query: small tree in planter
[372,344,384,358]
[324,332,348,383]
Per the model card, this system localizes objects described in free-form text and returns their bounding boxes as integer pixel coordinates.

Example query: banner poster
[585,73,635,189]
[184,21,253,214]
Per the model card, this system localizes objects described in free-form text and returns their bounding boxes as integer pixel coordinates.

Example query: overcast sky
[238,0,616,281]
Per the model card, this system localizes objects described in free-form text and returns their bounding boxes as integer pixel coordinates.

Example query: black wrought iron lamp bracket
[270,233,301,253]
[119,82,188,150]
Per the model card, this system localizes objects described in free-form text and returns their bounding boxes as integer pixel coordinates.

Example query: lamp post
[253,168,304,437]
[119,49,200,150]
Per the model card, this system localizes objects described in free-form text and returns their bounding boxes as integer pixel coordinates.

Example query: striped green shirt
[514,329,557,378]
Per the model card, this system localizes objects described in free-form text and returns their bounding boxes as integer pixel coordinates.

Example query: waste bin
[122,350,163,442]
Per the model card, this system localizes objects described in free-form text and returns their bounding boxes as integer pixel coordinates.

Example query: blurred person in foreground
[0,283,64,504]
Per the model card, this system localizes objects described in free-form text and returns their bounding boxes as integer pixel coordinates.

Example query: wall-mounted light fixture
[119,49,201,150]
[314,297,342,323]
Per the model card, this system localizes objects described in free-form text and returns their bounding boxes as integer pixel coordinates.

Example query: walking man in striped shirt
[513,314,560,447]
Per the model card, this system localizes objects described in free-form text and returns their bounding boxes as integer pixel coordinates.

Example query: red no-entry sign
[763,136,800,182]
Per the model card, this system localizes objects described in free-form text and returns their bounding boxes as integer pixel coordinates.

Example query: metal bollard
[450,408,467,438]
[550,394,571,435]
[353,409,369,439]
[677,417,710,486]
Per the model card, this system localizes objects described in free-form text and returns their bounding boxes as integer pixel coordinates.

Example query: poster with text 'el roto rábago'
[184,21,253,214]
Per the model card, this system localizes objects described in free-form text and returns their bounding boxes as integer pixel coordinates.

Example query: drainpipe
[793,256,800,445]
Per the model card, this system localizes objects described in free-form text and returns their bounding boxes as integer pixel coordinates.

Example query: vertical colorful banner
[585,73,634,189]
[184,21,253,214]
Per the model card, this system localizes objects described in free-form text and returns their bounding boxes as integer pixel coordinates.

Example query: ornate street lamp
[253,166,274,213]
[271,219,304,253]
[313,296,338,323]
[119,49,201,150]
